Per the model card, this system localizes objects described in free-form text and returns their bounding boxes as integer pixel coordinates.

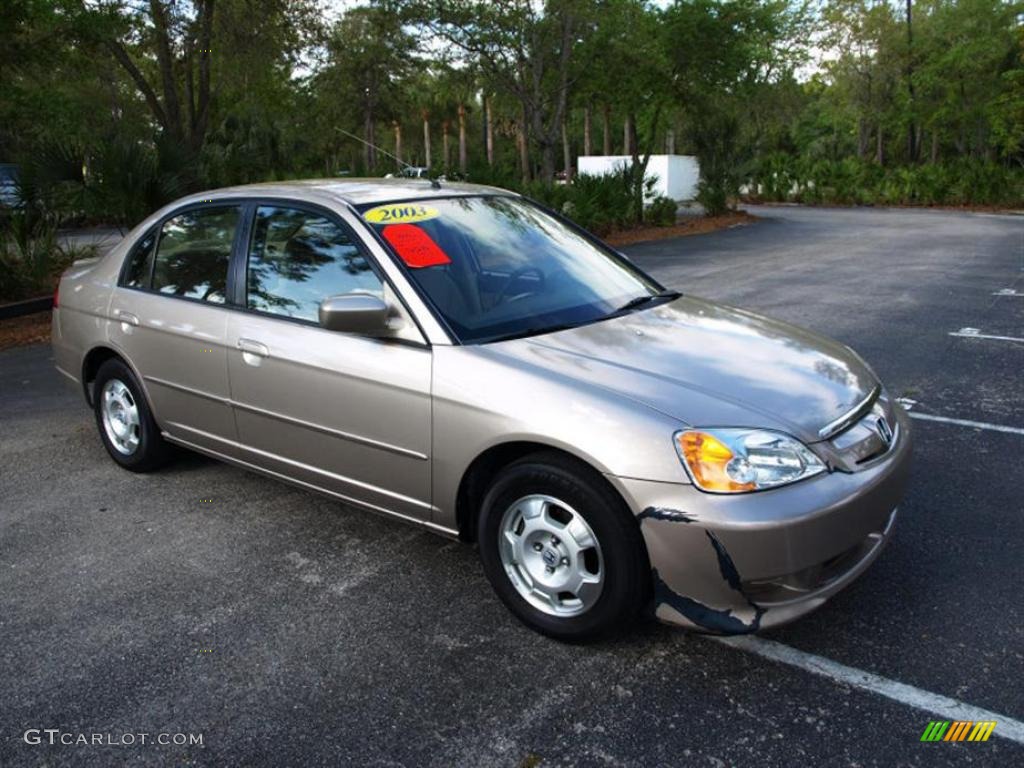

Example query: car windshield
[359,195,666,343]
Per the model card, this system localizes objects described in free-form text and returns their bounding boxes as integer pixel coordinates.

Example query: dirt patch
[604,210,757,247]
[0,312,51,351]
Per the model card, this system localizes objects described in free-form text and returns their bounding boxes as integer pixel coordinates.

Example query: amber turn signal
[676,431,757,493]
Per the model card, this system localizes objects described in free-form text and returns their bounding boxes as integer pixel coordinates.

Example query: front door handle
[114,309,139,326]
[237,338,269,358]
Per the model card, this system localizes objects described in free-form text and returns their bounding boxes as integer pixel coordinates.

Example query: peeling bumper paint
[607,409,912,634]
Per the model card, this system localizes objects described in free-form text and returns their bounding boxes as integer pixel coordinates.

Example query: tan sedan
[53,179,911,638]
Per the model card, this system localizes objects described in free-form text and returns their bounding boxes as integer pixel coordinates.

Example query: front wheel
[478,453,650,640]
[93,358,171,472]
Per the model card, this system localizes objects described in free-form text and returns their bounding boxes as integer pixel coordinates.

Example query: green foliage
[0,206,97,302]
[526,168,640,236]
[689,109,745,216]
[747,155,1024,207]
[645,196,678,227]
[16,137,187,229]
[2,0,1022,236]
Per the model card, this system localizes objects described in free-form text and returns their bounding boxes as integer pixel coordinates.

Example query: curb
[0,296,53,320]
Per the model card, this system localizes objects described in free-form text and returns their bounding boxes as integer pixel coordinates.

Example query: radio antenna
[335,128,442,189]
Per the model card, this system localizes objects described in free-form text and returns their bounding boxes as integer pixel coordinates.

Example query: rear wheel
[93,358,171,472]
[478,453,649,640]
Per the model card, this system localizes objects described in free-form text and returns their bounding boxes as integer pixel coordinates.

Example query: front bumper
[610,406,912,633]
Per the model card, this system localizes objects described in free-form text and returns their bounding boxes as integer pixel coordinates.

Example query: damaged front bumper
[609,407,912,634]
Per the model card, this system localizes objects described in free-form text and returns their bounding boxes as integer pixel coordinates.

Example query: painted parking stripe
[714,635,1024,745]
[949,327,1024,343]
[992,289,1023,297]
[896,398,1024,435]
[907,412,1024,436]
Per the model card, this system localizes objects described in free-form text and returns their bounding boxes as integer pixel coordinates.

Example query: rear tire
[478,452,649,640]
[93,358,171,472]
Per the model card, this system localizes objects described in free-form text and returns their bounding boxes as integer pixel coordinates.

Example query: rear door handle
[114,310,139,326]
[237,338,269,358]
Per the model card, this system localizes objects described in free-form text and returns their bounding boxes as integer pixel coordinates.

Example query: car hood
[491,296,877,443]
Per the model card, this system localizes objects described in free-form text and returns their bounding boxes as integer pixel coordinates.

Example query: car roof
[198,178,516,207]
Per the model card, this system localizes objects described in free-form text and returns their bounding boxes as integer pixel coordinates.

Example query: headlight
[674,429,826,493]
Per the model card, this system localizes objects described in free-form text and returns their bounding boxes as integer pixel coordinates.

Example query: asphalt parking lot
[2,204,1022,766]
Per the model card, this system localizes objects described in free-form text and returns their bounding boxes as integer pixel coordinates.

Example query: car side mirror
[318,293,392,336]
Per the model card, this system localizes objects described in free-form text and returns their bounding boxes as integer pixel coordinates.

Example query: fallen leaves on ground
[0,313,52,350]
[604,210,757,247]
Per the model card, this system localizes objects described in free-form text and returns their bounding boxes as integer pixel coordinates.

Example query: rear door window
[246,205,382,323]
[152,206,241,303]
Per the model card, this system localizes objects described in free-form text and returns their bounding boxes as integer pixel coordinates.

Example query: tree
[318,4,416,173]
[577,0,673,222]
[415,0,586,182]
[664,0,809,213]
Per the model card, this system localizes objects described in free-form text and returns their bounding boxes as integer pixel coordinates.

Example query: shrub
[0,209,96,302]
[695,178,730,217]
[748,155,1024,208]
[644,195,677,226]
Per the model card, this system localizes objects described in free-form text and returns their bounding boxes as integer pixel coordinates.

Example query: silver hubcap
[498,494,604,617]
[101,379,141,455]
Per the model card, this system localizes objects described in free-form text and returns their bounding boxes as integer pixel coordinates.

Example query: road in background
[2,205,1021,766]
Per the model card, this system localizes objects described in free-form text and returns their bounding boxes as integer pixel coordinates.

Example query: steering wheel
[495,266,545,305]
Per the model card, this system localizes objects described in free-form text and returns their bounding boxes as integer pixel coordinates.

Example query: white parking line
[992,289,1023,297]
[714,635,1024,745]
[949,327,1024,343]
[907,412,1024,436]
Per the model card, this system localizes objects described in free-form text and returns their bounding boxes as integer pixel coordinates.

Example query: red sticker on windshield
[382,224,451,268]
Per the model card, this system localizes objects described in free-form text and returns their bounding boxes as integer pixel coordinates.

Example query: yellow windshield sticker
[363,203,439,224]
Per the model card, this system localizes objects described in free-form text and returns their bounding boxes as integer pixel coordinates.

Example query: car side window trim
[241,200,389,313]
[116,199,250,306]
[224,198,431,346]
[116,225,159,289]
[113,197,431,347]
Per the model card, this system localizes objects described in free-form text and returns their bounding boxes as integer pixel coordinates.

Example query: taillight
[53,282,59,309]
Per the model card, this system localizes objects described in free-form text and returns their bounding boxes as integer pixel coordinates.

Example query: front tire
[93,358,171,472]
[478,452,649,640]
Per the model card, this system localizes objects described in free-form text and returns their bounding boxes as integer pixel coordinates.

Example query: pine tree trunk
[562,115,572,181]
[602,104,611,155]
[365,112,376,171]
[442,121,450,171]
[583,105,592,156]
[518,115,530,183]
[540,142,556,183]
[876,126,884,165]
[422,114,431,169]
[623,114,632,156]
[393,122,402,170]
[458,104,467,176]
[485,97,494,166]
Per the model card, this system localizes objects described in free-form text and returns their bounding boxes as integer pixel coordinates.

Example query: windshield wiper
[610,290,681,317]
[481,290,681,344]
[483,320,594,344]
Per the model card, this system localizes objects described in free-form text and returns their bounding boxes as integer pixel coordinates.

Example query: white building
[577,155,700,202]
